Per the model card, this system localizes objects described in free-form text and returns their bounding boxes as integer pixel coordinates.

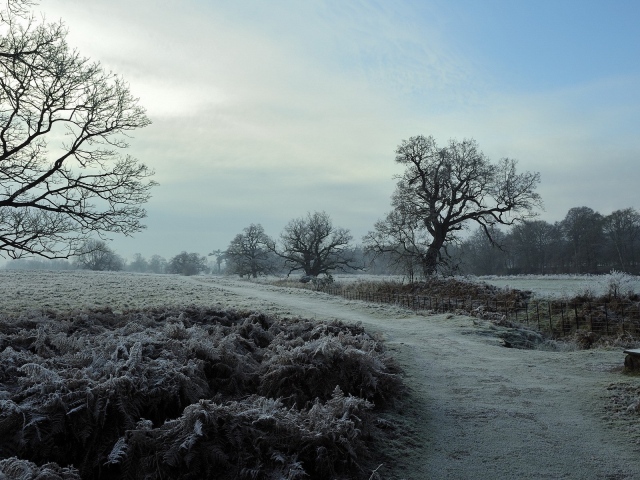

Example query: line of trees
[455,206,640,275]
[222,212,357,279]
[0,2,636,283]
[217,137,637,280]
[5,243,212,275]
[9,202,637,279]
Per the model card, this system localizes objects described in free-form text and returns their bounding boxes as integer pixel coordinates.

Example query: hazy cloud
[31,0,640,260]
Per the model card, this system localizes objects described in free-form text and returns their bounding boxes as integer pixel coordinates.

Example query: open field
[0,270,222,315]
[3,271,640,478]
[477,274,640,299]
[253,272,640,300]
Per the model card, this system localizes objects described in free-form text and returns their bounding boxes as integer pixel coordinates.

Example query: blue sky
[445,1,640,90]
[34,0,640,261]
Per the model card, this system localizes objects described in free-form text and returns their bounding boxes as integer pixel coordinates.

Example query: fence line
[318,286,640,338]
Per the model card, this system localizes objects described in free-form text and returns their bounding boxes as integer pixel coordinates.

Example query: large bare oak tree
[0,1,156,258]
[274,211,354,277]
[74,239,123,271]
[367,135,541,276]
[225,223,275,278]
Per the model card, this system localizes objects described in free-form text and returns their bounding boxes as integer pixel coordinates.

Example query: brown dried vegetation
[0,307,404,479]
[339,277,531,306]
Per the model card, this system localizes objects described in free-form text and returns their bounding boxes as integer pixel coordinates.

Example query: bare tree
[207,248,226,274]
[507,220,561,274]
[560,206,604,273]
[458,226,509,275]
[363,208,430,281]
[1,0,35,20]
[74,239,123,271]
[167,252,208,276]
[225,223,275,278]
[379,135,541,275]
[0,2,156,259]
[127,252,149,273]
[148,254,167,274]
[274,211,354,277]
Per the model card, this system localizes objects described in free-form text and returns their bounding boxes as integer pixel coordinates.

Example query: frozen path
[191,276,640,479]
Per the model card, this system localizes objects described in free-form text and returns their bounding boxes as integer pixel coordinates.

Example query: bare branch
[0,3,155,258]
[371,135,542,275]
[225,223,276,278]
[273,211,354,277]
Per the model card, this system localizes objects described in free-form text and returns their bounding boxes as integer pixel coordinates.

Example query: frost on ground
[0,271,233,314]
[605,381,640,444]
[3,271,640,479]
[0,305,403,479]
[477,272,640,299]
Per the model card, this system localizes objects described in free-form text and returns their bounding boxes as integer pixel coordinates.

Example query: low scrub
[0,307,404,479]
[337,277,531,305]
[274,275,532,309]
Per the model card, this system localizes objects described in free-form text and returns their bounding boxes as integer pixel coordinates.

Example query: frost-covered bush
[0,457,81,479]
[573,281,600,300]
[602,270,636,298]
[0,307,403,479]
[109,388,372,480]
[260,328,400,408]
[572,271,637,300]
[311,273,334,290]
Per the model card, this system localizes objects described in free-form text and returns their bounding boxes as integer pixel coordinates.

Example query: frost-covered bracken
[0,305,404,479]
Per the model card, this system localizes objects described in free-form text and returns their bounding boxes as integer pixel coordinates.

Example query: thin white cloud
[420,74,640,222]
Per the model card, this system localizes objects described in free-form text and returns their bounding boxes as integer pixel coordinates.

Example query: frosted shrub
[602,270,636,298]
[311,273,334,290]
[0,307,403,479]
[571,271,636,299]
[574,281,600,300]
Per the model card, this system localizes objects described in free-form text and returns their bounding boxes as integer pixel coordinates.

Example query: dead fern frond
[0,306,404,479]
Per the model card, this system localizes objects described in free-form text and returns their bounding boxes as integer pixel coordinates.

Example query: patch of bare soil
[191,276,640,479]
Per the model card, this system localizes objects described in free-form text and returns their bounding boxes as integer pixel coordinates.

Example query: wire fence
[319,286,640,338]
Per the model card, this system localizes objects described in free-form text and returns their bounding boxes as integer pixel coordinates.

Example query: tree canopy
[74,239,123,271]
[167,252,208,276]
[366,135,541,276]
[225,223,275,278]
[274,211,354,277]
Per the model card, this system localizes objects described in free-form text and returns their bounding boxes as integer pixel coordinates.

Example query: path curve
[191,276,640,479]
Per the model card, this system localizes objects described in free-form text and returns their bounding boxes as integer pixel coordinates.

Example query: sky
[33,0,640,262]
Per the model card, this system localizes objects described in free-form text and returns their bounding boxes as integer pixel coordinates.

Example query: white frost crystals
[0,270,226,315]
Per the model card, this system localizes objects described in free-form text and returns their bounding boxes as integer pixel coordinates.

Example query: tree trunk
[420,226,447,276]
[423,247,438,276]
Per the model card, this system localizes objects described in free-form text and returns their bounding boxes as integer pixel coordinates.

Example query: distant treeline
[214,206,639,278]
[4,250,211,276]
[5,205,639,279]
[451,206,640,276]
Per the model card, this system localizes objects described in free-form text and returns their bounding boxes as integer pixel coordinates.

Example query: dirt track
[192,276,640,479]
